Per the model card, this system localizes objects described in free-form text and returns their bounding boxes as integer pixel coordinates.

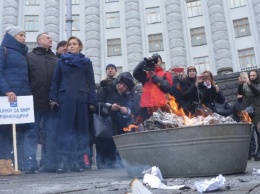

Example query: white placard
[0,95,35,125]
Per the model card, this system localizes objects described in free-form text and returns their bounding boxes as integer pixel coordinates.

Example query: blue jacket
[0,33,30,96]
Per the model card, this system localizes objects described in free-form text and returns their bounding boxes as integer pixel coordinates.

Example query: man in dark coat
[27,32,58,172]
[95,72,135,169]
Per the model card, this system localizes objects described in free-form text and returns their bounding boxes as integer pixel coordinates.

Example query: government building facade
[0,0,259,82]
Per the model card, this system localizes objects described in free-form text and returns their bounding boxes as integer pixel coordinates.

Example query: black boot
[255,131,260,161]
[56,155,68,173]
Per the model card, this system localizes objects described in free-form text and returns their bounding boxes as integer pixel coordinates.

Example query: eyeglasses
[118,81,128,89]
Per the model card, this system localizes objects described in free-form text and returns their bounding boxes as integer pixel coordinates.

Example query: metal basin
[113,123,251,178]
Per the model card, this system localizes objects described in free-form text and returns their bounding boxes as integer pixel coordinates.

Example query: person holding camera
[133,53,172,122]
[238,69,260,160]
[98,64,119,90]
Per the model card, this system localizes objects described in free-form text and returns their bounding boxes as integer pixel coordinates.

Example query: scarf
[61,52,89,67]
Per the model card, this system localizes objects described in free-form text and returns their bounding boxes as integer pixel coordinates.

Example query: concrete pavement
[1,160,260,193]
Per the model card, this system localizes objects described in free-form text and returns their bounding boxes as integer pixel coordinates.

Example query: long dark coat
[49,53,96,157]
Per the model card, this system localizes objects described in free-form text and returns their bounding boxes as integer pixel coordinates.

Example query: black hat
[106,64,117,71]
[56,40,67,50]
[118,72,135,91]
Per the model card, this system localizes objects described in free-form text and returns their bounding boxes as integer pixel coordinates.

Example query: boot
[0,159,12,176]
[56,155,68,173]
[255,131,260,161]
[6,159,21,175]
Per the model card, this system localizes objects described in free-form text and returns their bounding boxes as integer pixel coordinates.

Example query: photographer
[98,64,119,90]
[133,53,172,122]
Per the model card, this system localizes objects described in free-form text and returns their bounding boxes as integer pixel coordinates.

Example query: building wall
[1,0,259,83]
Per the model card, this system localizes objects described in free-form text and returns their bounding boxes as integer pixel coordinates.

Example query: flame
[238,111,252,123]
[123,124,139,132]
[167,94,186,117]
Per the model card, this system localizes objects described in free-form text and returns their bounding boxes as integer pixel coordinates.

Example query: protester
[27,32,58,172]
[49,36,96,173]
[238,70,260,160]
[95,72,135,169]
[0,26,35,175]
[133,53,172,122]
[56,40,67,58]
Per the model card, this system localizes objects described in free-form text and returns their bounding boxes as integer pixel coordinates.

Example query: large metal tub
[113,123,251,178]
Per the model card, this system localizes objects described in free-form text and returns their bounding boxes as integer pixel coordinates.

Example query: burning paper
[194,174,226,193]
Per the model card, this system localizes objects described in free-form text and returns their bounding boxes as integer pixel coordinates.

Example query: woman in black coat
[49,36,96,173]
[95,72,135,169]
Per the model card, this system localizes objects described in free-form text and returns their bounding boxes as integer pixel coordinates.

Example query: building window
[107,38,121,56]
[25,0,40,5]
[194,56,210,74]
[233,18,251,38]
[72,14,80,31]
[148,33,164,52]
[106,12,120,28]
[190,27,207,46]
[27,42,38,51]
[24,15,39,32]
[187,0,202,17]
[238,48,257,71]
[72,0,80,4]
[117,66,123,73]
[146,7,161,24]
[105,0,119,2]
[229,0,246,8]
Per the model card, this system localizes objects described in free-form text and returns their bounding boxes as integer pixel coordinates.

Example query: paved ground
[1,160,260,194]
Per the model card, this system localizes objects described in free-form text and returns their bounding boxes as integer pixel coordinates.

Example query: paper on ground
[194,174,225,193]
[252,168,260,175]
[142,166,185,190]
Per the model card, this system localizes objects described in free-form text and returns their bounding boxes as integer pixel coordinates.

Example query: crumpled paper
[252,168,260,175]
[194,174,225,193]
[142,166,185,190]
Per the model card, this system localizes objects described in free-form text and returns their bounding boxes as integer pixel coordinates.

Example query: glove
[49,100,59,112]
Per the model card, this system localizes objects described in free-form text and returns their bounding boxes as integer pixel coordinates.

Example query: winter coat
[27,47,58,111]
[97,72,134,135]
[49,53,97,143]
[238,76,260,125]
[0,33,30,96]
[133,60,172,108]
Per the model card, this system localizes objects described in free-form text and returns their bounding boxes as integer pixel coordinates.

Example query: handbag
[93,105,114,138]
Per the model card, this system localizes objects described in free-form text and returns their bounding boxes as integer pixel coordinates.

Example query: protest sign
[0,95,35,125]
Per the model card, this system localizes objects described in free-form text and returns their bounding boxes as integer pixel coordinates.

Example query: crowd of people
[0,25,259,176]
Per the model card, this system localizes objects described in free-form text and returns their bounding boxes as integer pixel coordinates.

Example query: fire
[167,94,186,117]
[238,111,252,123]
[123,124,139,132]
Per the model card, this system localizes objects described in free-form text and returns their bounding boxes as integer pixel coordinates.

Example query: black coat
[27,47,57,111]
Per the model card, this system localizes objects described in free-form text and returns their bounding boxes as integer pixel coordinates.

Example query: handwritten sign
[0,96,35,125]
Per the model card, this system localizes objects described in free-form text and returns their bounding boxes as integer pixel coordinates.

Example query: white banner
[0,95,35,125]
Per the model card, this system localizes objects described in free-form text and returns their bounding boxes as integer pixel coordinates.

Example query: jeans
[35,111,58,170]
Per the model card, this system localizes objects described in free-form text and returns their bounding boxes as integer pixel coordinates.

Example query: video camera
[143,53,160,72]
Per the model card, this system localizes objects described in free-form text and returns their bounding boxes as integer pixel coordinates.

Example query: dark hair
[67,36,83,52]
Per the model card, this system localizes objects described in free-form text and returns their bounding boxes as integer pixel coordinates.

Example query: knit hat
[106,64,117,71]
[118,72,135,91]
[187,66,197,74]
[6,26,24,37]
[56,40,67,50]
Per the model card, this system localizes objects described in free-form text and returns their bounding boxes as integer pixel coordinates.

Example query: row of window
[25,0,119,6]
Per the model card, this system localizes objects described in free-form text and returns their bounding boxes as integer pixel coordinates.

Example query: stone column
[165,0,187,68]
[44,0,60,48]
[85,0,101,82]
[252,0,260,42]
[206,0,233,74]
[124,0,143,72]
[1,0,19,37]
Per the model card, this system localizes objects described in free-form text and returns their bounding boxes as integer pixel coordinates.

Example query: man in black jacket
[27,32,58,173]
